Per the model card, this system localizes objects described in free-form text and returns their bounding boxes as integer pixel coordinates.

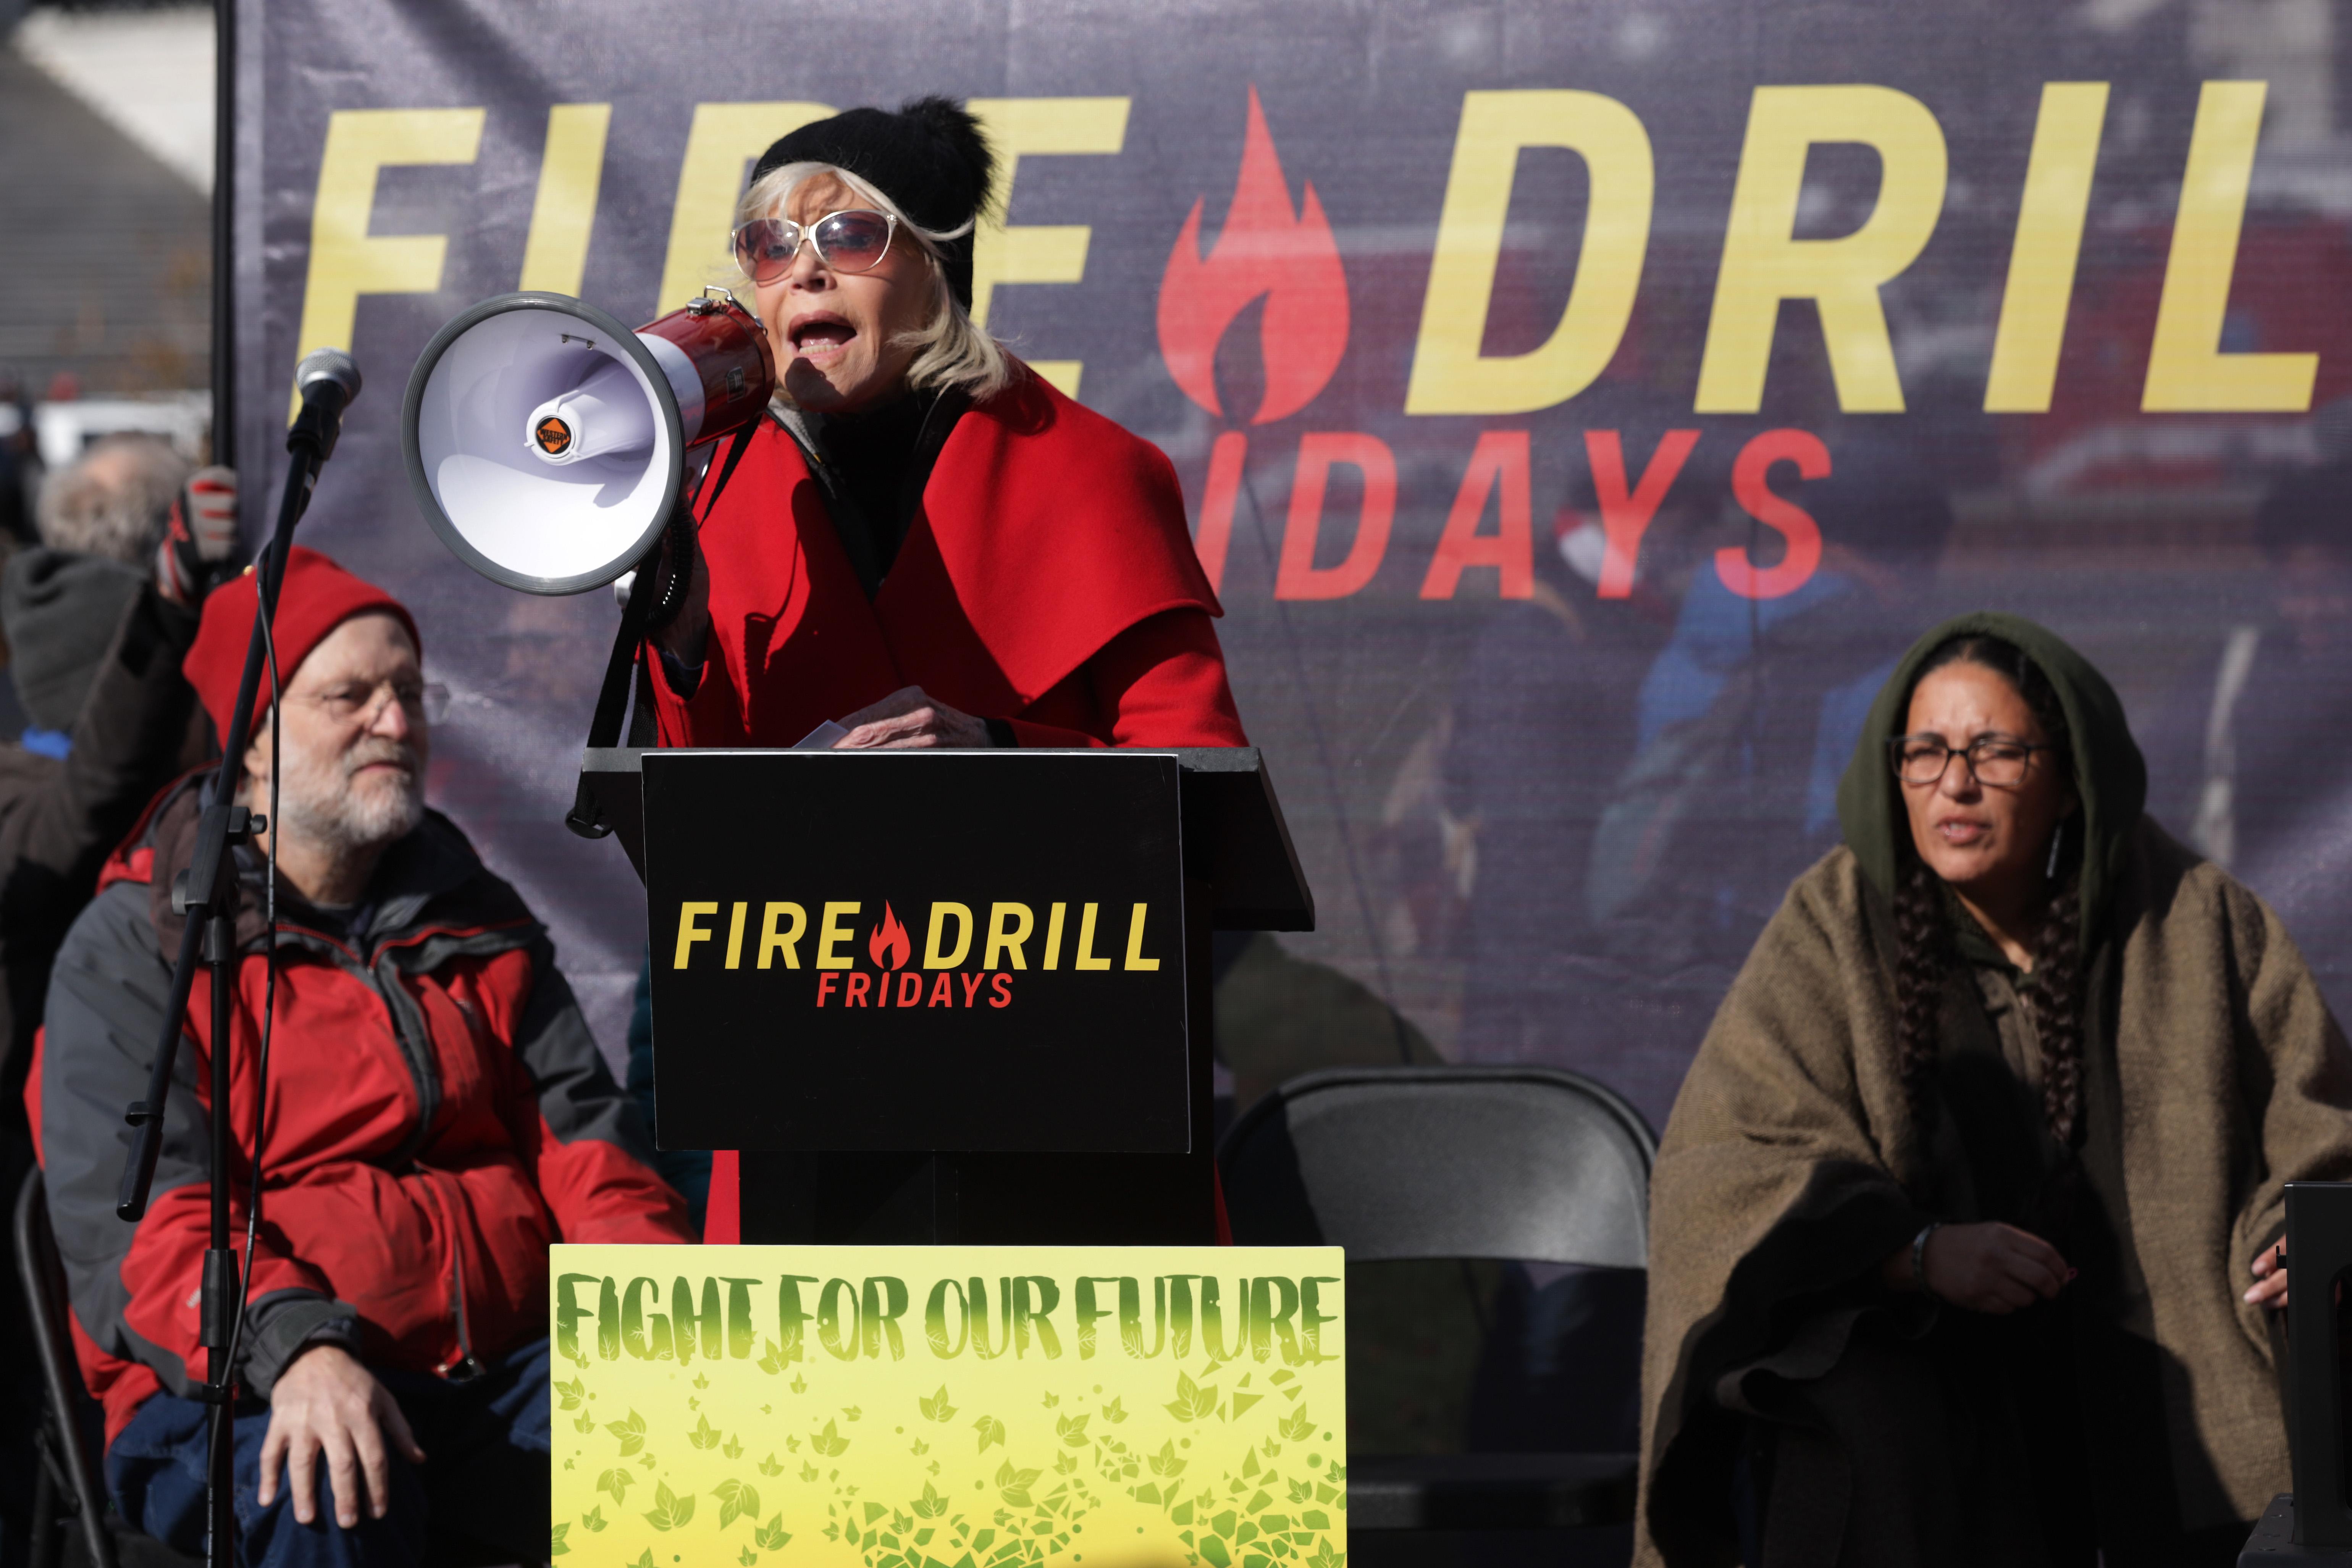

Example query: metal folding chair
[1220,1065,1656,1555]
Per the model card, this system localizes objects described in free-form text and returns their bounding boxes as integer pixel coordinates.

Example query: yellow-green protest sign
[549,1246,1348,1568]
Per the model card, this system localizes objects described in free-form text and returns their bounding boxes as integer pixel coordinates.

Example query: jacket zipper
[414,1164,485,1382]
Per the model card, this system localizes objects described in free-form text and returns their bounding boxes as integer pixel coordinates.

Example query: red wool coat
[648,372,1247,752]
[651,373,1249,1245]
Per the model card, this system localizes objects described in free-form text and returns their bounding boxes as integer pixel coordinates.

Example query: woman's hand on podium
[2246,1245,2290,1312]
[834,685,993,749]
[1880,1221,2069,1314]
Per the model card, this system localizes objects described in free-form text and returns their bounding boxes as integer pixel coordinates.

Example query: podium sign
[549,1243,1349,1568]
[643,751,1192,1154]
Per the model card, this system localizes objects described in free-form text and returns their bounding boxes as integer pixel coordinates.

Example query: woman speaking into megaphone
[640,97,1247,757]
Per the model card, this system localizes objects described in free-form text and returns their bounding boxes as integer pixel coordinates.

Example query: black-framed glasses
[1890,734,2053,787]
[731,210,900,284]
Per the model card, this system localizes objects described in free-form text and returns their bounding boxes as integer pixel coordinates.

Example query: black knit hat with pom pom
[750,97,995,310]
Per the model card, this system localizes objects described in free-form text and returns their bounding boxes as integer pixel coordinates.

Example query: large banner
[236,0,2352,1131]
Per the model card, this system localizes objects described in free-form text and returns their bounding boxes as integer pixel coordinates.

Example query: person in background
[1569,438,1955,1128]
[0,438,233,1564]
[1637,614,2352,1567]
[2144,460,2352,1022]
[0,370,39,547]
[34,548,691,1568]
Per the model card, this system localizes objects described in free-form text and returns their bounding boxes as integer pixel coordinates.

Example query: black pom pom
[897,95,996,217]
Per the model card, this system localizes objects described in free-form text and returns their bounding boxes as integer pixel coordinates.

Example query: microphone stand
[114,352,359,1568]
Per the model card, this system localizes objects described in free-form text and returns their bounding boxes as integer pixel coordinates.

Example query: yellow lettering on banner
[984,904,1035,971]
[1074,903,1113,971]
[1405,90,1653,415]
[1123,904,1161,972]
[723,902,748,969]
[1695,86,1947,414]
[815,901,862,970]
[2143,82,2315,412]
[966,97,1131,400]
[924,903,974,969]
[1983,84,2107,413]
[757,903,806,969]
[1042,902,1067,970]
[656,102,835,313]
[518,103,612,296]
[289,107,485,420]
[673,901,718,969]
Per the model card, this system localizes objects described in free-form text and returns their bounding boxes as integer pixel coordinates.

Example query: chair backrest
[1217,1066,1657,1268]
[15,1169,122,1568]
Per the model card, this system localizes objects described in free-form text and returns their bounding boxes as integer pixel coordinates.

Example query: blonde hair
[735,160,1019,405]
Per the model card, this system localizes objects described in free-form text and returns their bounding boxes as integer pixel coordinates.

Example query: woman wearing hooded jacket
[1635,612,2352,1568]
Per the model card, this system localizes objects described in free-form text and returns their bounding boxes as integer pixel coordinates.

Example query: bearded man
[32,547,691,1568]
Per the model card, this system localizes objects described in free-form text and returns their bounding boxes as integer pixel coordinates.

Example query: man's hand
[256,1344,425,1528]
[1881,1221,2069,1314]
[2247,1245,2291,1312]
[833,686,993,749]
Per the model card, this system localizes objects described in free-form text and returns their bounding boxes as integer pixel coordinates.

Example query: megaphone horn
[402,289,776,595]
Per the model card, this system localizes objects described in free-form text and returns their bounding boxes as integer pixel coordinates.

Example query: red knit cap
[183,546,421,741]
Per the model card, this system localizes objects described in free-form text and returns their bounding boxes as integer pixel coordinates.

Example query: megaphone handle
[565,425,758,839]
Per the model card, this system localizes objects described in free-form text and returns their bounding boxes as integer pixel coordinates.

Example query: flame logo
[1157,86,1350,425]
[868,903,911,970]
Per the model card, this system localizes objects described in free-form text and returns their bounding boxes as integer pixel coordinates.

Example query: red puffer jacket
[30,774,690,1444]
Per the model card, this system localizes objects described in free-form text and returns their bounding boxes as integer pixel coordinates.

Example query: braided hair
[1890,636,2087,1147]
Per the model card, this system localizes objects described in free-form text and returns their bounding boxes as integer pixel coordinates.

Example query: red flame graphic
[868,903,911,970]
[1157,86,1350,425]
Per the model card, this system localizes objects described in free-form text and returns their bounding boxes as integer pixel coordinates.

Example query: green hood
[1833,611,2147,950]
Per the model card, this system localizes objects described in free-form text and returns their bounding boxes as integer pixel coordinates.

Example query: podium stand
[576,746,1311,1247]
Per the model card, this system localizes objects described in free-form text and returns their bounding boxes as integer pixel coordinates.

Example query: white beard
[271,736,424,857]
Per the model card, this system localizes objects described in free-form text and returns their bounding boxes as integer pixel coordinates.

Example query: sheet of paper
[796,720,848,751]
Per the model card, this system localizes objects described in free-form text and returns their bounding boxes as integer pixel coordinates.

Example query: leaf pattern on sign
[754,1513,791,1550]
[713,1478,761,1529]
[809,1418,850,1457]
[596,1468,633,1502]
[994,1459,1042,1508]
[1056,1412,1090,1447]
[918,1385,956,1423]
[1279,1404,1315,1440]
[604,1409,646,1455]
[756,1452,781,1476]
[554,1376,585,1410]
[579,1505,606,1532]
[1165,1371,1218,1423]
[972,1414,1006,1452]
[548,1522,569,1558]
[688,1413,721,1450]
[1101,1395,1128,1423]
[643,1479,696,1531]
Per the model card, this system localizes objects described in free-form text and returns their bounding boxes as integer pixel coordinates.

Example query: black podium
[576,745,1311,1246]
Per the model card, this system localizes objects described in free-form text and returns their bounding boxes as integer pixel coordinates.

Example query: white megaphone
[402,289,775,594]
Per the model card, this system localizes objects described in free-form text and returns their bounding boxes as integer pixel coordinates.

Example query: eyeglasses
[1890,734,2054,787]
[731,210,900,284]
[303,679,449,727]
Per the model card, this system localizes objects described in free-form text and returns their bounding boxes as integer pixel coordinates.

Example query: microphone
[290,347,363,459]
